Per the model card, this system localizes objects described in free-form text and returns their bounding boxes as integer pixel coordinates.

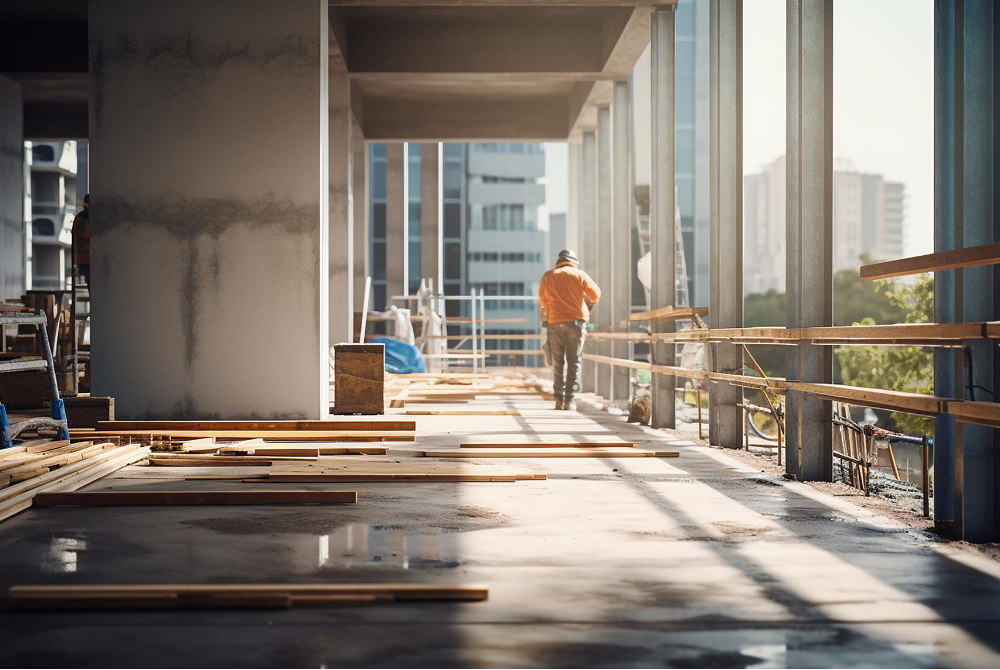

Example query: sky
[545,0,934,257]
[745,0,934,258]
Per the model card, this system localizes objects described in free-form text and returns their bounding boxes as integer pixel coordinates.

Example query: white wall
[90,0,328,418]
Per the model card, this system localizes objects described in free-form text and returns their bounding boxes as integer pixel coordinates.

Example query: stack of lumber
[384,374,551,408]
[266,458,544,482]
[422,441,676,459]
[8,582,488,610]
[0,441,150,523]
[70,419,416,445]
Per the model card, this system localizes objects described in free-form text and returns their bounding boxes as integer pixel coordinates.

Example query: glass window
[373,284,387,312]
[372,241,387,280]
[444,203,462,238]
[408,143,421,158]
[371,162,386,200]
[443,143,462,158]
[408,203,421,234]
[443,163,462,199]
[371,143,386,158]
[445,242,462,278]
[372,203,387,238]
[32,218,55,236]
[408,240,421,281]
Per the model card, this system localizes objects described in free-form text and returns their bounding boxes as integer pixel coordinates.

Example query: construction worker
[538,249,600,410]
[72,194,90,288]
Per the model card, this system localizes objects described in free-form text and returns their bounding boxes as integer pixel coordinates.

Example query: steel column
[352,117,369,320]
[384,143,406,303]
[420,143,441,291]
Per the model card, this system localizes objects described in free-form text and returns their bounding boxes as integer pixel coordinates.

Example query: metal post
[709,0,744,449]
[785,0,834,481]
[933,0,957,535]
[480,290,487,370]
[470,289,478,373]
[923,435,931,519]
[651,5,677,429]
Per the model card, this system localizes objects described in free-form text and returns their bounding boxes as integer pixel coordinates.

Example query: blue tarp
[371,337,426,374]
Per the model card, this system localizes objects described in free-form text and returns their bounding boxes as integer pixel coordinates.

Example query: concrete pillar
[651,5,677,429]
[933,0,958,533]
[567,143,580,254]
[596,106,614,401]
[0,75,25,301]
[352,117,369,316]
[329,69,353,346]
[785,0,833,480]
[611,81,631,403]
[385,143,406,303]
[580,131,598,395]
[709,0,744,449]
[89,0,329,419]
[947,0,999,542]
[420,143,441,290]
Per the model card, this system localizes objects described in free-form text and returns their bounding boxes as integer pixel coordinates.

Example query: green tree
[834,274,934,435]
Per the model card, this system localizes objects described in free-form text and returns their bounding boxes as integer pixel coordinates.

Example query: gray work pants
[547,321,586,401]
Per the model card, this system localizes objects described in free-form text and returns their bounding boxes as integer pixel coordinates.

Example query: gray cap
[557,249,579,264]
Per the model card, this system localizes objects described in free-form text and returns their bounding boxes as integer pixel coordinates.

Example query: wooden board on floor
[404,410,520,416]
[71,430,414,442]
[32,490,358,507]
[97,420,415,432]
[424,448,671,458]
[460,441,637,448]
[8,582,488,609]
[267,460,543,482]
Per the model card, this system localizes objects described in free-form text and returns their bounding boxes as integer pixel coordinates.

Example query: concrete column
[785,0,833,480]
[933,0,958,533]
[89,0,329,419]
[580,131,598,395]
[650,5,677,429]
[567,143,580,254]
[385,143,406,302]
[0,75,25,301]
[420,143,441,290]
[953,0,999,542]
[596,106,614,401]
[611,81,631,403]
[329,69,353,346]
[352,117,369,316]
[709,0,744,449]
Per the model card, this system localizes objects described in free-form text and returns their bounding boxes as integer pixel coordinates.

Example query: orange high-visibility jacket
[538,262,601,324]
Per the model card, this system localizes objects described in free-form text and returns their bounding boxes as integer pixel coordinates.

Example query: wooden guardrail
[860,241,1000,280]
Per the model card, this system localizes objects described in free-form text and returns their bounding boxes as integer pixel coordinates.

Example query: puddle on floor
[317,524,460,569]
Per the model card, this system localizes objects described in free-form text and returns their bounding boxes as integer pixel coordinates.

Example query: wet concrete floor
[1,395,999,667]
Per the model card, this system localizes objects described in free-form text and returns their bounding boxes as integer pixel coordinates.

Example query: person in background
[538,249,601,411]
[72,194,90,288]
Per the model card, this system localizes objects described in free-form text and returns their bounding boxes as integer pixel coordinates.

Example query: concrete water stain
[317,523,460,570]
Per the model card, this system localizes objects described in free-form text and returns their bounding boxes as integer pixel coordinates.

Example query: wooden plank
[423,448,666,458]
[32,490,358,507]
[252,446,386,457]
[216,439,268,453]
[267,460,543,482]
[460,441,636,448]
[860,241,1000,280]
[98,420,415,432]
[405,410,520,416]
[946,400,1000,429]
[629,306,709,322]
[71,430,414,442]
[9,583,490,607]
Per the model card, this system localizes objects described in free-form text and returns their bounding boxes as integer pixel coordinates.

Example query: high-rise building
[25,141,81,290]
[744,156,906,294]
[368,142,548,364]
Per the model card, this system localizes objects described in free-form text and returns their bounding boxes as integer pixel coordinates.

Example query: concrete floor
[2,395,1000,668]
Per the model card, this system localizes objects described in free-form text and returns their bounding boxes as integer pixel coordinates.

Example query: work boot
[554,399,565,410]
[564,399,577,412]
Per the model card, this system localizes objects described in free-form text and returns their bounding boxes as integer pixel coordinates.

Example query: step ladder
[0,310,70,449]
